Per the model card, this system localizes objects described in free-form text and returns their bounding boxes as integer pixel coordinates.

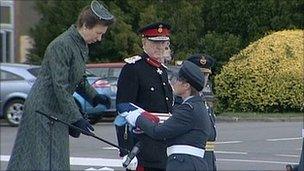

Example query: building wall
[14,0,40,63]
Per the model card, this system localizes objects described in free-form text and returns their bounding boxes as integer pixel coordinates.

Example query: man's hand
[69,118,94,138]
[93,94,111,108]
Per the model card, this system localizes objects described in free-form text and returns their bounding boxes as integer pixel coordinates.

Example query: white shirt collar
[182,96,194,104]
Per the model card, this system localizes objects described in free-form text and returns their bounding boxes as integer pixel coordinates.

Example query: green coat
[7,25,98,170]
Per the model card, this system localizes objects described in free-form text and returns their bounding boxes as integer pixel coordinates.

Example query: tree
[28,0,140,64]
[214,30,304,113]
[28,0,303,69]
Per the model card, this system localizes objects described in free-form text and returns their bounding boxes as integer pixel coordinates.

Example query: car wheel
[4,99,24,127]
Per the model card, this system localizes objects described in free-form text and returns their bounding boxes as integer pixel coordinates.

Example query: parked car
[1,63,113,126]
[73,69,116,124]
[86,63,125,114]
[86,62,181,112]
[87,62,179,84]
[0,63,40,126]
[86,62,125,84]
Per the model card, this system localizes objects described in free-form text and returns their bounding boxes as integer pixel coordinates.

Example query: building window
[0,0,14,63]
[0,30,13,62]
[1,6,11,24]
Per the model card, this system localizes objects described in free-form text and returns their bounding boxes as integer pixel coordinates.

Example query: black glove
[93,94,111,108]
[69,118,94,138]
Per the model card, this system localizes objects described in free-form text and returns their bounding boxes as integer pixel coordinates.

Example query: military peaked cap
[138,22,171,41]
[187,54,215,73]
[91,0,114,21]
[179,61,204,91]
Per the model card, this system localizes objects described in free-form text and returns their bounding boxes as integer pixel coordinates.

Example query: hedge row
[214,30,304,112]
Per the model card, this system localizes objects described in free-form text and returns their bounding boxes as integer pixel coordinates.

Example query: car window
[108,68,122,78]
[87,68,108,78]
[85,69,98,77]
[0,70,23,81]
[27,67,41,77]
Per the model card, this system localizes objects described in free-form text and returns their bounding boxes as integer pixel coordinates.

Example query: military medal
[156,68,163,75]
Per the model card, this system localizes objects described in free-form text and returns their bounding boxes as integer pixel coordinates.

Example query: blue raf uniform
[117,61,212,171]
[115,22,173,170]
[187,54,217,171]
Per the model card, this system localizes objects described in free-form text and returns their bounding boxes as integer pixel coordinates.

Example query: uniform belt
[167,145,205,159]
[205,141,215,151]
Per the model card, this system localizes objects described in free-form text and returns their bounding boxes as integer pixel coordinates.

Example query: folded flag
[116,103,139,114]
[114,115,127,126]
[116,102,160,126]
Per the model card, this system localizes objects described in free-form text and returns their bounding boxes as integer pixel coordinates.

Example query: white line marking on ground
[0,155,9,161]
[215,141,243,144]
[85,167,99,170]
[217,158,297,165]
[0,155,123,167]
[70,157,122,167]
[275,154,299,158]
[1,155,298,166]
[98,167,115,171]
[102,147,118,150]
[215,151,247,155]
[85,167,114,171]
[267,137,302,141]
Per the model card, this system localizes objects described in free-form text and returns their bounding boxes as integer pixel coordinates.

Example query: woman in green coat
[7,1,114,170]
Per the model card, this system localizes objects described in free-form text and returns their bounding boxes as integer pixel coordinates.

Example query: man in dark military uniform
[115,22,173,171]
[187,54,217,171]
[117,60,212,171]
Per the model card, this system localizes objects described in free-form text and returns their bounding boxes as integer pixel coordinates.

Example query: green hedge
[214,30,304,112]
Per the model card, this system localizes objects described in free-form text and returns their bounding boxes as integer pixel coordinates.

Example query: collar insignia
[156,68,163,75]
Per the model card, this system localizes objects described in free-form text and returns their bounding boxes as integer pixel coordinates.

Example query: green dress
[7,25,98,170]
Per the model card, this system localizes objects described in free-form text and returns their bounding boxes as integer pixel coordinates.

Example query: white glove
[122,155,138,170]
[125,110,141,127]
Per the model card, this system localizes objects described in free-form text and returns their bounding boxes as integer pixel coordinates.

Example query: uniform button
[163,82,166,86]
[166,97,169,100]
[150,87,155,91]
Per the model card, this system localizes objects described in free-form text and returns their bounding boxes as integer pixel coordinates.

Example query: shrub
[214,30,304,112]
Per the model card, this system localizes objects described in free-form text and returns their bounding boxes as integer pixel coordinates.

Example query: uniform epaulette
[124,55,142,64]
[182,102,194,110]
[161,63,168,69]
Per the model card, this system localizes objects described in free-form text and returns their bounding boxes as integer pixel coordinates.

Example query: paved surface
[0,119,302,170]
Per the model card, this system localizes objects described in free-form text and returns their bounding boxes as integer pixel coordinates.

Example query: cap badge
[200,57,207,65]
[157,25,163,33]
[157,27,163,33]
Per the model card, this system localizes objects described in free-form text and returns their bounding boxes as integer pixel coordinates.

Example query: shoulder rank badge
[124,55,142,64]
